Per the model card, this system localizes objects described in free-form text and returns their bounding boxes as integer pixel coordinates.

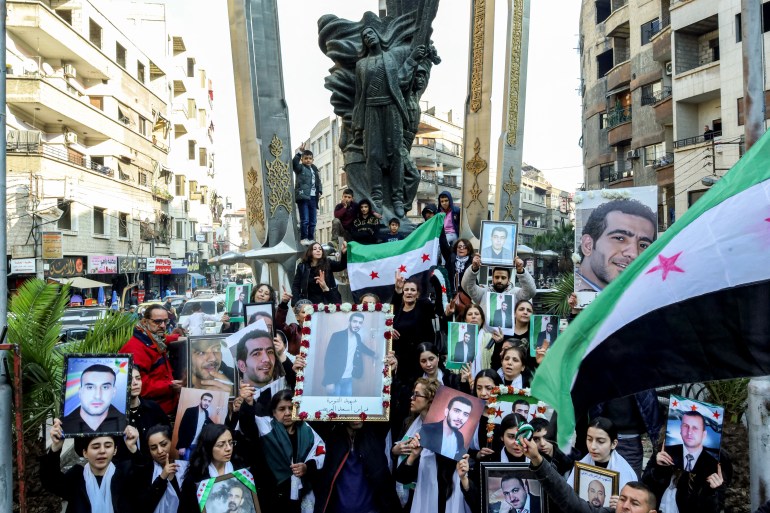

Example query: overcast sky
[154,0,583,205]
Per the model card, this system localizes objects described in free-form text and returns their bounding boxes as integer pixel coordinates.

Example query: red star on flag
[421,253,430,262]
[315,445,326,456]
[691,404,698,411]
[672,400,678,407]
[646,252,685,281]
[398,265,407,273]
[713,410,721,419]
[495,408,504,418]
[441,286,447,293]
[369,270,379,280]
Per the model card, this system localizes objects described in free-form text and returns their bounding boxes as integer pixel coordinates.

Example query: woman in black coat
[291,241,347,305]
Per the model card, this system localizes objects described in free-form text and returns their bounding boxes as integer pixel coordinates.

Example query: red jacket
[275,302,301,356]
[120,326,180,414]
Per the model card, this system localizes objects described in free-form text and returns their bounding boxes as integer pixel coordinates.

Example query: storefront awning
[189,272,206,281]
[52,276,111,289]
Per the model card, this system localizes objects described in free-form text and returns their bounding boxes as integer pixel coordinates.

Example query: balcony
[608,169,634,188]
[652,26,671,62]
[521,200,547,215]
[674,131,721,149]
[654,153,675,186]
[607,60,631,91]
[641,87,672,106]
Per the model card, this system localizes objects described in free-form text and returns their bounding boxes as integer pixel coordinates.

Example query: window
[137,61,146,83]
[597,49,614,78]
[736,91,770,125]
[188,140,196,160]
[116,43,127,68]
[688,189,706,207]
[93,207,106,235]
[187,99,196,119]
[200,69,207,88]
[595,0,610,23]
[641,81,663,105]
[599,164,614,182]
[738,5,770,41]
[138,172,148,186]
[189,221,197,240]
[599,112,609,129]
[175,220,184,239]
[325,133,331,151]
[187,58,195,78]
[641,18,661,45]
[89,96,104,111]
[710,38,719,62]
[119,213,129,238]
[58,199,72,230]
[89,19,102,48]
[139,116,148,136]
[199,147,207,166]
[643,143,664,166]
[118,106,131,126]
[56,9,73,25]
[175,175,186,196]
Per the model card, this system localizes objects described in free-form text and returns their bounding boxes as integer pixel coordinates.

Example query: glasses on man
[150,318,169,325]
[214,439,237,449]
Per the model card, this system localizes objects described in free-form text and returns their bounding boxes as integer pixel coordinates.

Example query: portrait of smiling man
[189,337,236,395]
[575,198,657,293]
[62,363,126,435]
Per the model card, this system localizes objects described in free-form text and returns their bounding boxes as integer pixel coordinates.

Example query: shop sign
[88,255,118,274]
[42,232,63,259]
[119,257,140,273]
[153,257,172,274]
[10,258,36,274]
[47,256,86,278]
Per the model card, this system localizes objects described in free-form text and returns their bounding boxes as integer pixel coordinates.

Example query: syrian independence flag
[348,213,445,299]
[532,129,770,449]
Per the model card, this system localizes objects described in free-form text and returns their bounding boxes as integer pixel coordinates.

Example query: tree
[532,224,575,273]
[8,279,137,511]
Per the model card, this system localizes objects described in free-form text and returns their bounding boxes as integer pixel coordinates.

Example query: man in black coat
[452,331,476,364]
[420,395,473,461]
[492,296,513,329]
[175,392,213,460]
[322,313,376,396]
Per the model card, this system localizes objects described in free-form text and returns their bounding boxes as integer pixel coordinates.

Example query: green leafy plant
[705,379,749,424]
[539,273,574,316]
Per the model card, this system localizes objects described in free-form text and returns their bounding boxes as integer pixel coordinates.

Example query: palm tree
[8,279,137,511]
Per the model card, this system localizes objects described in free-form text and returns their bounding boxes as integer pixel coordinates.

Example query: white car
[177,295,227,335]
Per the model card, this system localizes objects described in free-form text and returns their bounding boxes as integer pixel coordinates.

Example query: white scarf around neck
[207,461,234,478]
[151,460,188,513]
[84,462,115,513]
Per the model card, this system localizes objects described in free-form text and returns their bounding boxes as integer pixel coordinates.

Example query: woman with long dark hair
[392,276,440,382]
[291,241,347,305]
[140,424,187,513]
[446,238,474,318]
[251,282,277,305]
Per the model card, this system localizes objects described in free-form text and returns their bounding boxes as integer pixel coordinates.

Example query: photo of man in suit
[420,396,473,461]
[492,296,513,329]
[229,288,246,318]
[322,313,377,396]
[452,331,476,364]
[62,364,126,435]
[490,475,541,513]
[481,225,514,264]
[536,318,556,349]
[666,411,719,473]
[176,392,213,460]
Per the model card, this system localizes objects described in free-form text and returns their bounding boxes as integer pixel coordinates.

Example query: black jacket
[291,257,346,306]
[40,448,147,513]
[175,405,212,450]
[322,328,377,386]
[312,423,399,513]
[293,152,322,202]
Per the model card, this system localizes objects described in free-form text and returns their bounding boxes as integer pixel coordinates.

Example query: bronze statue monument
[318,3,440,224]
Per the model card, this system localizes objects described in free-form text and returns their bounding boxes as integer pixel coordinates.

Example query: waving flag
[348,213,444,298]
[533,130,770,449]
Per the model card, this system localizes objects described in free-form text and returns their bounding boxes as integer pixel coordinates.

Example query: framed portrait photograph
[420,386,485,461]
[196,469,261,513]
[225,324,287,400]
[225,283,253,323]
[482,462,548,513]
[172,387,230,461]
[529,315,559,357]
[664,394,724,470]
[292,304,391,421]
[486,292,515,335]
[480,221,518,267]
[446,322,479,370]
[573,186,657,307]
[573,462,619,508]
[188,335,238,398]
[60,354,132,438]
[244,302,275,335]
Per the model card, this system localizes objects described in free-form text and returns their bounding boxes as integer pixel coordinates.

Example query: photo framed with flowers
[292,302,393,421]
[485,386,553,445]
[196,468,261,513]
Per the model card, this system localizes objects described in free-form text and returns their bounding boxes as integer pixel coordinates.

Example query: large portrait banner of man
[573,186,658,307]
[665,394,724,470]
[60,354,132,437]
[292,303,392,421]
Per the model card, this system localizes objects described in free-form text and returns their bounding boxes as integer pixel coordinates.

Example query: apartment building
[519,165,575,245]
[580,0,767,228]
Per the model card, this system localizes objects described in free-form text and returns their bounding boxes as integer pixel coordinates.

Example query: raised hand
[281,286,292,304]
[471,254,482,272]
[50,418,64,453]
[124,425,140,453]
[394,270,405,293]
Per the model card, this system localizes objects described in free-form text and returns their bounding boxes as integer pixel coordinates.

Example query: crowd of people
[41,190,750,513]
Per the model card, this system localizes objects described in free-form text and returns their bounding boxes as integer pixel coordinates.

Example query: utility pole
[741,0,769,509]
[0,2,14,511]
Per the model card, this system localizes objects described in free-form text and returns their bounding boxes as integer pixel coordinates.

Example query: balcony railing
[420,172,460,188]
[641,87,672,106]
[652,152,674,168]
[7,140,114,176]
[674,131,721,149]
[611,0,628,11]
[606,106,632,129]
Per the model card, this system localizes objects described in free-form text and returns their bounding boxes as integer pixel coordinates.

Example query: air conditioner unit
[63,64,77,78]
[626,149,639,160]
[665,62,673,76]
[65,132,78,144]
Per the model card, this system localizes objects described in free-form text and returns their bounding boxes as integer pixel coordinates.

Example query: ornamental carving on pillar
[246,167,265,229]
[465,138,487,207]
[265,134,293,215]
[506,0,524,146]
[502,166,520,221]
[469,0,486,113]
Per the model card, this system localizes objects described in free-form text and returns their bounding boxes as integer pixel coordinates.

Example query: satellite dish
[41,62,54,76]
[23,59,39,74]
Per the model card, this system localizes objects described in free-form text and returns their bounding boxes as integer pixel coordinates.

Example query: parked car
[61,307,109,327]
[193,289,216,298]
[177,295,227,334]
[59,325,91,344]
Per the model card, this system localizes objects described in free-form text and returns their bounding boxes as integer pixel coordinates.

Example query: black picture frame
[187,335,238,398]
[481,462,549,513]
[60,353,132,438]
[244,301,275,336]
[198,470,262,513]
[479,220,518,267]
